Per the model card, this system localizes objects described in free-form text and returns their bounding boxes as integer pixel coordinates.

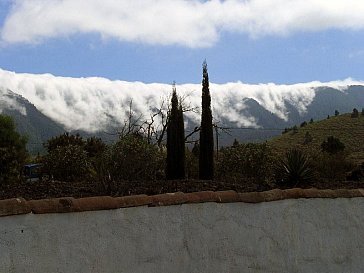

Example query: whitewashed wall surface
[1,190,364,273]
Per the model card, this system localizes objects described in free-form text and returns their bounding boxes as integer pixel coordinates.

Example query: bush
[303,132,313,144]
[351,108,359,118]
[321,136,345,155]
[42,144,92,182]
[106,135,164,181]
[45,132,84,153]
[42,133,106,182]
[275,148,314,187]
[312,153,353,181]
[215,143,274,183]
[185,148,199,180]
[0,115,28,183]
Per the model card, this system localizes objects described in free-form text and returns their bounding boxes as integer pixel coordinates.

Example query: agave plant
[276,148,314,187]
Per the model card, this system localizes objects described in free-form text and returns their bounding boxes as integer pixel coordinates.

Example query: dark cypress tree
[166,84,185,180]
[199,61,214,180]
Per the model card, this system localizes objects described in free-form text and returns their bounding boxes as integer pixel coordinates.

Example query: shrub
[42,134,107,182]
[45,132,84,153]
[321,136,345,155]
[303,132,313,144]
[312,153,353,182]
[106,135,164,181]
[42,144,92,182]
[275,148,314,187]
[351,108,359,118]
[215,143,274,183]
[185,148,199,180]
[0,115,28,183]
[85,137,106,158]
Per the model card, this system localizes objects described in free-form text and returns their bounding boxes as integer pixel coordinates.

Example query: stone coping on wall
[0,188,364,217]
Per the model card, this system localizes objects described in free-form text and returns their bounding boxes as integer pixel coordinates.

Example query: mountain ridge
[1,69,364,153]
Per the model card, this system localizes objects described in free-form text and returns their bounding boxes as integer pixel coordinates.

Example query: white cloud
[0,89,27,115]
[0,68,362,132]
[2,0,364,47]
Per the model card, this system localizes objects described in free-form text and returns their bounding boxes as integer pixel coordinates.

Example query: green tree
[321,136,345,155]
[199,61,214,180]
[166,84,185,180]
[0,115,28,183]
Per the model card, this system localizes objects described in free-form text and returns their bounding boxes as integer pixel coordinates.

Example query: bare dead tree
[106,90,200,147]
[118,100,144,139]
[141,91,199,148]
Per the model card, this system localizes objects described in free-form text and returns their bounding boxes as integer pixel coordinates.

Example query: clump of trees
[0,115,28,183]
[42,131,165,184]
[42,133,106,182]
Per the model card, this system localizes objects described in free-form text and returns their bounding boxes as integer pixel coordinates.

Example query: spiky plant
[276,148,314,187]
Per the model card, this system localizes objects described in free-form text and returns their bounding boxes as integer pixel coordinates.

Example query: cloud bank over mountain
[0,68,361,132]
[0,89,27,116]
[2,0,364,47]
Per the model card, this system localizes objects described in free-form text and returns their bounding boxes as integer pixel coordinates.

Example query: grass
[268,113,364,163]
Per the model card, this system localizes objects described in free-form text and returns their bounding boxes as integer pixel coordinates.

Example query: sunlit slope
[268,113,364,163]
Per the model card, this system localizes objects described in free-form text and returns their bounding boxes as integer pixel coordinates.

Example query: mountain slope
[0,89,65,154]
[217,86,364,145]
[268,113,364,163]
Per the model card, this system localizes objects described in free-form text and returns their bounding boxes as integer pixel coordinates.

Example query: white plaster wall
[1,198,364,273]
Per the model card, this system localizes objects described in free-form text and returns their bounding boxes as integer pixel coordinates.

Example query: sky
[1,0,364,85]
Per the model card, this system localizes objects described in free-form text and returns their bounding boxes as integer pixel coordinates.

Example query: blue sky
[1,0,364,84]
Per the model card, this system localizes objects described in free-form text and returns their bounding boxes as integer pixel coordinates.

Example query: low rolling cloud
[0,89,27,116]
[0,68,361,132]
[2,0,364,47]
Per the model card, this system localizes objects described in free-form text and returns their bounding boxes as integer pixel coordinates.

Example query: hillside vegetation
[268,112,364,163]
